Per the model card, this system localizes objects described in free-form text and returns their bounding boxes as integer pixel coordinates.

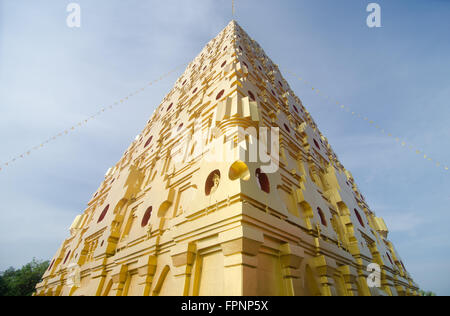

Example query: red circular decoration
[314,139,320,149]
[284,124,291,133]
[141,206,153,227]
[255,168,270,194]
[97,205,109,223]
[63,250,71,264]
[205,170,221,196]
[317,208,327,226]
[216,89,225,100]
[248,90,256,101]
[48,260,55,271]
[145,136,153,148]
[354,209,365,227]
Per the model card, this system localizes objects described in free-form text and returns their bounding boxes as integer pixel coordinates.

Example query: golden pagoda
[35,21,418,296]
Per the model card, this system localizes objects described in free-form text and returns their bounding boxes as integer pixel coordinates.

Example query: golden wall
[35,21,418,296]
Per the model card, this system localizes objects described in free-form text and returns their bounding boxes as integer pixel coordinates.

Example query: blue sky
[1,0,449,295]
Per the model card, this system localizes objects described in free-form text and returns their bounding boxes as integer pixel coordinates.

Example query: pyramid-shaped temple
[35,21,418,296]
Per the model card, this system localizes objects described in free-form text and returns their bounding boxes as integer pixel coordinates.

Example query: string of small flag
[285,69,448,173]
[0,64,186,174]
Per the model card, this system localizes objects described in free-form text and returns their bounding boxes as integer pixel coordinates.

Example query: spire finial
[232,0,235,18]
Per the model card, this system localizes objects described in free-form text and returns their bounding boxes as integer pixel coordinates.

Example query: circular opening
[63,250,71,264]
[141,206,153,227]
[258,66,262,71]
[354,209,365,227]
[255,168,270,194]
[284,124,291,133]
[205,170,221,196]
[221,61,227,68]
[48,260,55,271]
[145,136,153,148]
[314,139,320,149]
[248,90,256,101]
[97,204,109,223]
[216,89,225,100]
[193,88,198,94]
[223,46,228,51]
[229,161,250,181]
[317,208,327,226]
[182,80,187,86]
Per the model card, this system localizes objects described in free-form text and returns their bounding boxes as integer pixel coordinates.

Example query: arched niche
[317,207,328,227]
[141,206,153,227]
[255,168,270,194]
[97,205,110,223]
[354,209,365,227]
[205,170,221,196]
